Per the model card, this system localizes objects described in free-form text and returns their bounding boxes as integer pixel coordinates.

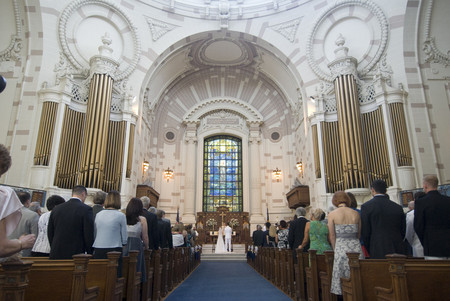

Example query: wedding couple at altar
[215,223,232,253]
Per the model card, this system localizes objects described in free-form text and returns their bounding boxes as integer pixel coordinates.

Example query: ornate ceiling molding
[183,98,263,123]
[58,0,141,81]
[306,0,389,82]
[423,0,450,67]
[0,0,22,62]
[145,17,179,41]
[269,17,302,43]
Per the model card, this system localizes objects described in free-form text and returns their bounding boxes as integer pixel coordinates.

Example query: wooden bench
[305,250,335,301]
[0,260,33,301]
[294,249,310,301]
[374,254,450,301]
[122,250,141,301]
[23,254,99,301]
[141,249,153,301]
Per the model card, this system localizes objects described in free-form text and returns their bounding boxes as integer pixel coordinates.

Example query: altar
[195,206,250,245]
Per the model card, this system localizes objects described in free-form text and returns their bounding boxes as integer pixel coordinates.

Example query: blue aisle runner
[164,261,292,301]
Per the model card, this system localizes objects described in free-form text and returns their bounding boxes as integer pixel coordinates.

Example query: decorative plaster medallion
[269,18,302,43]
[423,0,450,67]
[145,17,179,41]
[189,38,255,67]
[307,0,389,82]
[0,0,22,62]
[58,0,141,81]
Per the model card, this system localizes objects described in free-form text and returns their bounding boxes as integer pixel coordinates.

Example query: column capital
[327,34,358,79]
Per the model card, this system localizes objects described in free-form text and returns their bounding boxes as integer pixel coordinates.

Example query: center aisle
[164,261,292,301]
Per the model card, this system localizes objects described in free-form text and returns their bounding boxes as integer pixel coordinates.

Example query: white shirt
[405,210,424,257]
[32,211,51,253]
[224,225,232,239]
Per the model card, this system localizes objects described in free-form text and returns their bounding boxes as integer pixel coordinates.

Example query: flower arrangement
[206,218,217,228]
[229,218,239,228]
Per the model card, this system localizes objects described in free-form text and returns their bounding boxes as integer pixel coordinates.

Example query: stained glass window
[203,136,243,212]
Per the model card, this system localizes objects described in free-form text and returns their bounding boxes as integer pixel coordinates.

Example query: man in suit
[252,225,265,247]
[361,179,406,259]
[414,175,450,259]
[140,196,159,250]
[48,185,94,259]
[156,209,173,249]
[8,191,39,256]
[224,222,232,252]
[288,207,309,262]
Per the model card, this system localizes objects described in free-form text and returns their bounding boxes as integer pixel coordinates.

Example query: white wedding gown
[215,227,227,253]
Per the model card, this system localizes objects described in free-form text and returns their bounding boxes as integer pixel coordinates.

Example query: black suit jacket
[142,209,159,250]
[157,219,173,249]
[414,190,450,257]
[361,195,406,259]
[252,230,265,247]
[288,216,309,251]
[48,198,94,259]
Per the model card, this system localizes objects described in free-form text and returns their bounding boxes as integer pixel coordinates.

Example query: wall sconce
[296,161,303,177]
[272,167,282,182]
[164,167,174,182]
[143,160,149,174]
[309,96,316,103]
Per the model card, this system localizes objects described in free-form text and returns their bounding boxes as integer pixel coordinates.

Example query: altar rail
[0,246,201,301]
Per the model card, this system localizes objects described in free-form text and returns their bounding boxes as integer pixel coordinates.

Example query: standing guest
[252,225,265,247]
[140,196,159,250]
[328,191,364,296]
[48,185,94,259]
[414,175,450,259]
[29,202,42,216]
[298,208,332,254]
[92,191,106,220]
[405,192,426,257]
[31,195,65,257]
[288,207,309,261]
[276,220,289,249]
[347,192,360,213]
[268,223,277,247]
[92,190,127,277]
[124,198,149,281]
[361,179,407,259]
[157,209,173,249]
[172,224,185,247]
[8,191,39,257]
[0,144,35,259]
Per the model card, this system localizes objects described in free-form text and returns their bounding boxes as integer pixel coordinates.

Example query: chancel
[1,0,449,300]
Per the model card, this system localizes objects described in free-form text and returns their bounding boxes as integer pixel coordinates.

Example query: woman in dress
[31,195,65,256]
[172,223,186,247]
[276,220,289,248]
[328,191,364,296]
[298,208,332,254]
[124,198,149,282]
[215,223,226,253]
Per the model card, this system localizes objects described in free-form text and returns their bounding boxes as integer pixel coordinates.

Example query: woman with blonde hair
[328,191,364,296]
[298,208,332,254]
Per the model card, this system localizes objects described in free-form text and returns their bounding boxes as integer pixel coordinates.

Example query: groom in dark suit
[361,179,406,259]
[48,185,94,259]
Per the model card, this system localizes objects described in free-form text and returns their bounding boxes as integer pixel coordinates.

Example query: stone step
[201,244,246,254]
[201,253,247,261]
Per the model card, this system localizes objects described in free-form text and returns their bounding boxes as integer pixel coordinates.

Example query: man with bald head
[414,175,450,259]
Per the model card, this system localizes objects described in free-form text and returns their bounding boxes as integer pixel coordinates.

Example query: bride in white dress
[215,225,227,253]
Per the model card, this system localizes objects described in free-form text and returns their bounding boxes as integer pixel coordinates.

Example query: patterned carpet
[164,261,292,300]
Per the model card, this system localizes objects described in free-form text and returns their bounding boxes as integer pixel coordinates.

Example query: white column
[248,121,265,225]
[183,121,198,224]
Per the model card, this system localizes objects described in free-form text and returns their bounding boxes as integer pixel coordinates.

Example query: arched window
[203,135,243,212]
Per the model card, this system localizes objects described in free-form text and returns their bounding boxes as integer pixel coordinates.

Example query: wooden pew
[286,248,295,299]
[294,249,309,301]
[22,252,124,301]
[341,252,395,301]
[151,249,162,301]
[160,248,169,298]
[320,251,336,301]
[141,249,153,301]
[0,260,33,301]
[24,254,99,301]
[122,250,141,301]
[374,254,450,301]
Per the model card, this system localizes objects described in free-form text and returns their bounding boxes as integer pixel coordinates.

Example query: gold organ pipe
[312,125,321,178]
[34,102,58,165]
[389,103,412,166]
[126,124,135,178]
